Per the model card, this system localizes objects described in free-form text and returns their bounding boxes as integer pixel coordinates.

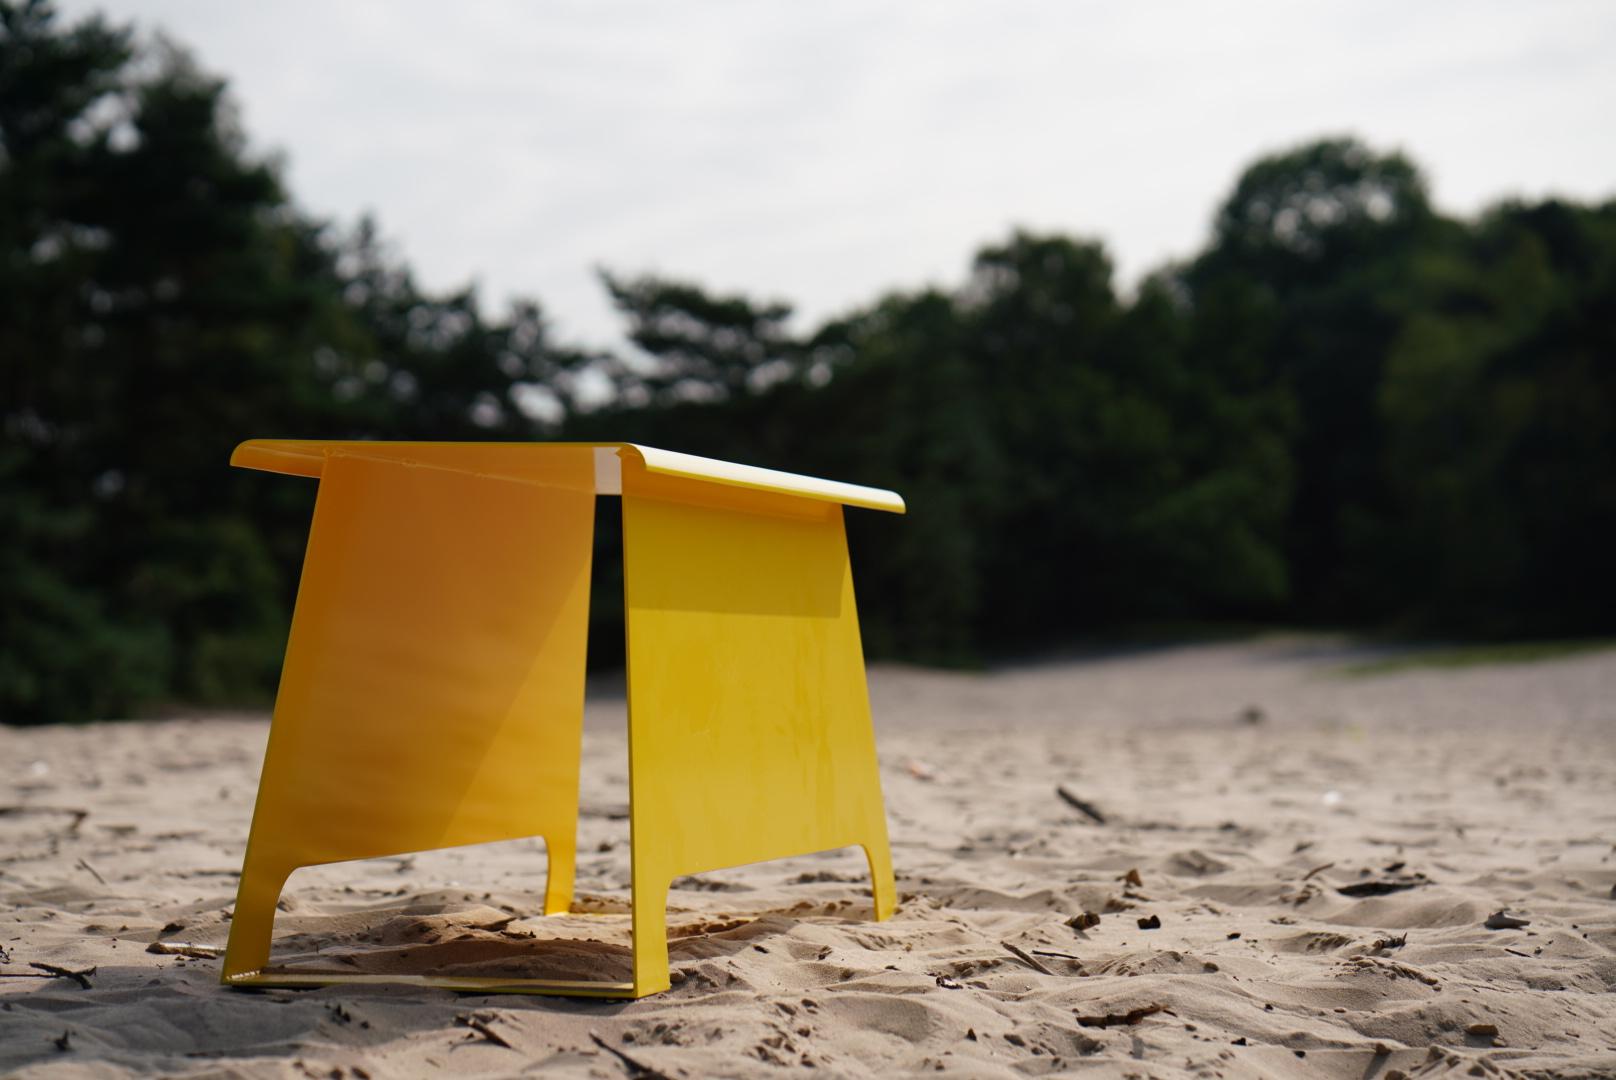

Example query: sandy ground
[3,637,1614,1078]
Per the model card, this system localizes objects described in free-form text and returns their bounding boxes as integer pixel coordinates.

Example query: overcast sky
[62,0,1616,349]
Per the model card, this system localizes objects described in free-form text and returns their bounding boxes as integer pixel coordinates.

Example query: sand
[3,637,1614,1078]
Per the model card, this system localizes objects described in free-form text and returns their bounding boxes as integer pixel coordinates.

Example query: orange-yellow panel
[221,450,594,980]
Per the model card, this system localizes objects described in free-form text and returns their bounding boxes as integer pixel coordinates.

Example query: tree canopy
[4,1,1613,723]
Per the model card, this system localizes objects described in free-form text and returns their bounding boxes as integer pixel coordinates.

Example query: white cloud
[58,0,1616,347]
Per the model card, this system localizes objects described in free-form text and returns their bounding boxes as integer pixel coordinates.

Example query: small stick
[1076,1002,1169,1028]
[0,806,88,820]
[1002,941,1055,975]
[145,941,224,958]
[1503,948,1530,958]
[590,1031,678,1079]
[29,962,95,989]
[1301,862,1335,882]
[0,806,89,832]
[75,858,106,886]
[1031,949,1083,962]
[455,1014,513,1049]
[1055,786,1107,824]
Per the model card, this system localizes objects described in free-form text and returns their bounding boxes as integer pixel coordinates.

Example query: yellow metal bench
[220,441,903,998]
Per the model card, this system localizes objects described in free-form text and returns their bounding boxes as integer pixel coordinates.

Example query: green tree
[1378,198,1616,634]
[808,289,997,663]
[1,2,576,721]
[1186,136,1446,619]
[962,232,1290,644]
[600,270,803,405]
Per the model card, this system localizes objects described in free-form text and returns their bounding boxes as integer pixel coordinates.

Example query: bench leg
[221,856,292,981]
[543,834,576,915]
[861,835,897,921]
[630,874,671,997]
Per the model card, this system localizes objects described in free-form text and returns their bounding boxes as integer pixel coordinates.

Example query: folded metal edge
[622,444,906,514]
[229,439,906,514]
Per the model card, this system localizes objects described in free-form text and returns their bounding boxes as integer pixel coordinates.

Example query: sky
[60,0,1616,350]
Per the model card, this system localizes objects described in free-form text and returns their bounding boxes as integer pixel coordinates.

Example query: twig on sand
[75,858,106,886]
[1055,786,1107,825]
[146,941,224,958]
[590,1031,678,1079]
[455,1013,514,1049]
[1002,941,1055,975]
[1338,878,1424,898]
[27,963,96,988]
[0,806,89,832]
[1031,949,1083,962]
[1075,1003,1169,1028]
[1301,862,1335,882]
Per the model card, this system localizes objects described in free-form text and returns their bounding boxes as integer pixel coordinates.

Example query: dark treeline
[4,1,1614,723]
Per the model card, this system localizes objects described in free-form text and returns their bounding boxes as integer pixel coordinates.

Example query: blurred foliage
[0,1,589,721]
[3,1,1613,722]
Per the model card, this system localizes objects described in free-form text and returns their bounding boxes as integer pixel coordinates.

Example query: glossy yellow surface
[221,441,900,998]
[229,439,907,513]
